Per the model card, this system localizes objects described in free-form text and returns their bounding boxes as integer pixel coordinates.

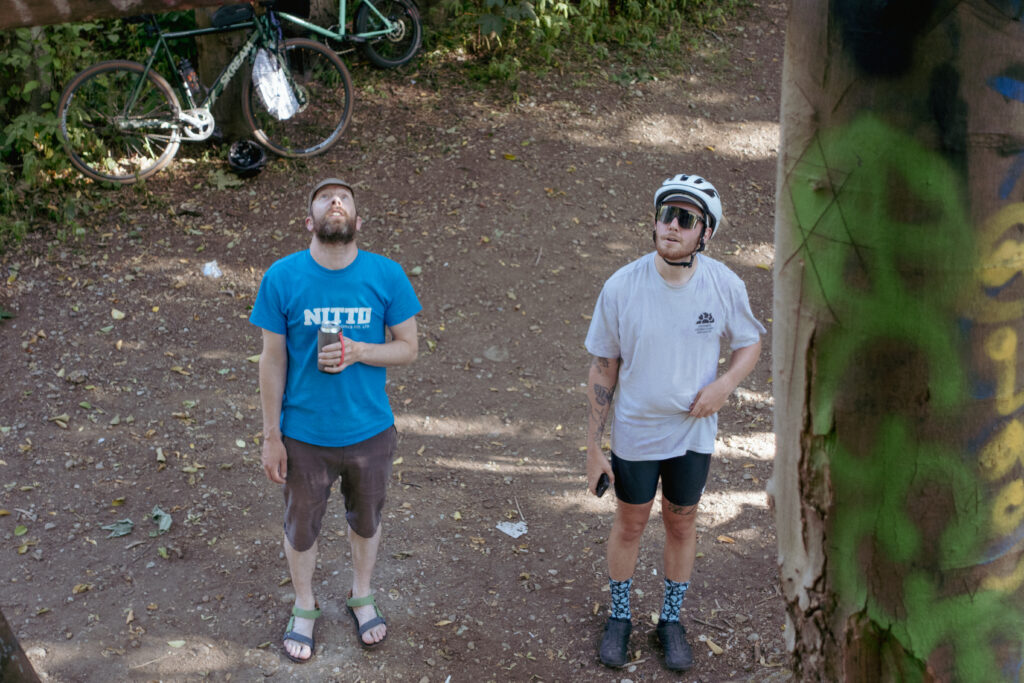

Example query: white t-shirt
[585,252,765,461]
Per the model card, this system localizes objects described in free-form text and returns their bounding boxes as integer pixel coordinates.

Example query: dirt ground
[0,2,789,681]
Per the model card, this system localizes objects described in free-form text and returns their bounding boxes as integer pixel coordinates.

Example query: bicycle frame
[276,0,396,43]
[121,14,299,139]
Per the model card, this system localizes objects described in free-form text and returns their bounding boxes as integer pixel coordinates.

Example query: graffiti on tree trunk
[786,110,1024,679]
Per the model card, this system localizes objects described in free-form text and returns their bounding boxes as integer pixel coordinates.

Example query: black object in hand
[595,472,610,497]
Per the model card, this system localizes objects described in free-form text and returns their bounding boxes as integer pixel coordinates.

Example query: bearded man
[250,178,421,662]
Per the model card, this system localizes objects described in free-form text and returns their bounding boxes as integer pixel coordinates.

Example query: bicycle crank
[180,108,215,141]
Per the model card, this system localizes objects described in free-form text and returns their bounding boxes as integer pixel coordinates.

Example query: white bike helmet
[654,173,723,241]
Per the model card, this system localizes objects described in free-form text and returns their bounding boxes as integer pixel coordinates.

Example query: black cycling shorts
[610,450,711,507]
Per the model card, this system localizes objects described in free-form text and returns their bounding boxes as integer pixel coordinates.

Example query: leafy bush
[0,13,196,249]
[430,0,742,69]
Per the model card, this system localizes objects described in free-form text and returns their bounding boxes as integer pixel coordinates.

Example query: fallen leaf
[73,583,93,595]
[14,525,27,536]
[150,506,172,535]
[246,355,261,363]
[167,640,185,648]
[435,620,452,627]
[111,309,126,320]
[707,638,724,655]
[717,535,736,544]
[101,519,134,538]
[453,511,462,521]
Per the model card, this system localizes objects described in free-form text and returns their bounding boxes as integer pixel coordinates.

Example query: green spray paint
[786,113,1024,680]
[786,115,968,433]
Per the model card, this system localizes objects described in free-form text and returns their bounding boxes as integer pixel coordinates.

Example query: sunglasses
[656,205,702,230]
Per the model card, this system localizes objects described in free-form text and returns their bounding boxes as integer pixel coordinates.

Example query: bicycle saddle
[212,4,254,27]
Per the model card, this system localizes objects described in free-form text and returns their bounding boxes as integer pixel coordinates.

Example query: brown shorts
[282,426,397,551]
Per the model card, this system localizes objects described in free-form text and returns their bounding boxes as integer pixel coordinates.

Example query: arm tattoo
[594,383,615,407]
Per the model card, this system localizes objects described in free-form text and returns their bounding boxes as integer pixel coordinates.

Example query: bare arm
[259,329,288,484]
[689,339,762,418]
[585,355,620,494]
[318,317,419,372]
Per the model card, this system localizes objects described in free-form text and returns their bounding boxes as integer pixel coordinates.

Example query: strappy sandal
[346,590,387,649]
[282,603,321,663]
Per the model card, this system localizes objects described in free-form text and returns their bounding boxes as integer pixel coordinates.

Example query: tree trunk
[309,0,338,28]
[771,0,1024,679]
[194,9,249,142]
[0,606,39,682]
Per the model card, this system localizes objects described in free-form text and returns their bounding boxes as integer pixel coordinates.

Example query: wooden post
[0,0,226,30]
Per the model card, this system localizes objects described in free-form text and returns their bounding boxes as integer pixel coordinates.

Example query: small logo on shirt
[695,312,715,334]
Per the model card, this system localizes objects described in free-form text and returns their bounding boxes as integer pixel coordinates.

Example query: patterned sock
[659,579,690,623]
[609,577,633,620]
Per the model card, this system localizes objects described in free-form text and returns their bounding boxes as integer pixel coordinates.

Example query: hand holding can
[317,324,344,372]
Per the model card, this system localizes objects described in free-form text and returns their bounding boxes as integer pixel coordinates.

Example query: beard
[314,211,356,244]
[653,230,697,263]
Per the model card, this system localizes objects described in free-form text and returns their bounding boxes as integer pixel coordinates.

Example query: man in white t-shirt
[584,174,764,672]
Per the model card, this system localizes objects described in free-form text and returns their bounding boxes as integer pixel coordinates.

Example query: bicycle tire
[59,60,181,184]
[354,0,422,69]
[242,38,353,158]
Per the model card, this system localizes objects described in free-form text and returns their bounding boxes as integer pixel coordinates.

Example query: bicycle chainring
[181,108,215,141]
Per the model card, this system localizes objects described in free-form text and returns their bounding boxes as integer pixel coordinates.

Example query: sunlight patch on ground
[727,241,775,269]
[701,489,769,518]
[395,413,566,441]
[563,117,779,162]
[720,430,775,460]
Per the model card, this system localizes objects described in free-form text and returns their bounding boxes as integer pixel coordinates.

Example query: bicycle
[58,2,354,184]
[275,0,422,69]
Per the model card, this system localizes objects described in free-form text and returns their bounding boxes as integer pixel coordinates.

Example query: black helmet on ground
[227,139,266,177]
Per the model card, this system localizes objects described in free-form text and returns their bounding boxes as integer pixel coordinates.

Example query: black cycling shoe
[656,620,694,671]
[598,617,632,668]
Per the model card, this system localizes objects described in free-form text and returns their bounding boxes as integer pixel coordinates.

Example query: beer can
[317,323,342,371]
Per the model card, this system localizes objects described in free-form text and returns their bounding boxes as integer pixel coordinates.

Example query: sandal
[346,590,387,649]
[282,603,321,663]
[598,617,631,668]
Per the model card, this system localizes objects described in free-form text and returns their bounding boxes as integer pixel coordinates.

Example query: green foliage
[0,12,197,250]
[429,0,744,79]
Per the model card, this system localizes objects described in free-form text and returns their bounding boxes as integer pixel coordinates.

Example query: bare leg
[662,499,698,582]
[607,499,656,581]
[348,524,386,644]
[283,536,319,661]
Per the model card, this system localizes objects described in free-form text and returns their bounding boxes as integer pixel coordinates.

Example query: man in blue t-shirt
[250,178,421,663]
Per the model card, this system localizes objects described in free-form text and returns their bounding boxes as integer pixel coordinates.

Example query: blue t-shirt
[250,249,421,447]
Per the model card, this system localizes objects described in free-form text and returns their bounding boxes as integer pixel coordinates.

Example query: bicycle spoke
[59,61,181,183]
[243,39,352,158]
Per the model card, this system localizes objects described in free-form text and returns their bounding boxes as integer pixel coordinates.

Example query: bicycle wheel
[242,38,353,158]
[355,0,422,69]
[59,60,181,184]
